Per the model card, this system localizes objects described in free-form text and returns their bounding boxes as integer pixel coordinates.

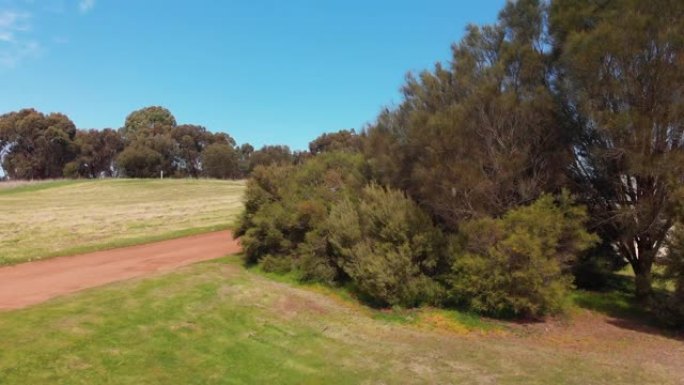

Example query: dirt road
[0,231,240,310]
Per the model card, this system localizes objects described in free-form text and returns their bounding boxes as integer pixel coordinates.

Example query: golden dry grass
[0,179,245,264]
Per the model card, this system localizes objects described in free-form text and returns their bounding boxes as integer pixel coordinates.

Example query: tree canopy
[0,109,78,179]
[0,106,249,180]
[552,0,684,298]
[122,106,177,139]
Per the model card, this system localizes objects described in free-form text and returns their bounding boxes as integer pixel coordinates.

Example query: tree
[364,0,568,230]
[309,129,363,155]
[171,125,233,177]
[201,143,239,179]
[116,145,163,178]
[552,0,684,299]
[65,128,124,178]
[122,106,177,139]
[237,143,254,177]
[0,109,78,179]
[249,145,293,172]
[448,193,597,317]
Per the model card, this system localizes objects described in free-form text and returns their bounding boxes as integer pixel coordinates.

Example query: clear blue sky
[0,0,505,150]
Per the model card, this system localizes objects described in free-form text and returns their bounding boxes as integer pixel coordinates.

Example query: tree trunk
[634,257,654,301]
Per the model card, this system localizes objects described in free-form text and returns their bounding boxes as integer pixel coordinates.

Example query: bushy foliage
[235,156,449,307]
[201,143,239,179]
[64,128,125,178]
[122,106,177,139]
[553,0,684,299]
[116,145,164,178]
[448,194,597,318]
[0,106,247,180]
[248,145,295,172]
[363,0,568,230]
[235,151,367,269]
[0,109,78,179]
[327,184,448,307]
[309,129,363,155]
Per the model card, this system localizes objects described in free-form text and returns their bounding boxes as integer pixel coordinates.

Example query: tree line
[237,0,684,325]
[0,106,302,180]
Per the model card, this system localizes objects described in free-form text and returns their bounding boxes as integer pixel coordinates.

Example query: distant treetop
[123,106,177,138]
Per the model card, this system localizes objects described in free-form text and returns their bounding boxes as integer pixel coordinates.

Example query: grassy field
[0,256,681,384]
[1,178,681,384]
[0,179,245,264]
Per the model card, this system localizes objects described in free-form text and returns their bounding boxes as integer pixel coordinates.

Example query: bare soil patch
[0,230,240,310]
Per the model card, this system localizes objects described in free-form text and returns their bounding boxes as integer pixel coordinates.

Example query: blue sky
[0,0,505,150]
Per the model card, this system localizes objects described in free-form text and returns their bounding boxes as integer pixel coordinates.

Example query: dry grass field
[0,179,245,264]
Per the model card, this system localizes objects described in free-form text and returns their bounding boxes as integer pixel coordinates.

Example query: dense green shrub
[234,151,368,268]
[326,184,448,307]
[235,153,597,316]
[235,154,450,307]
[62,161,83,179]
[258,254,294,274]
[235,164,296,264]
[201,143,239,179]
[448,193,597,318]
[116,145,163,178]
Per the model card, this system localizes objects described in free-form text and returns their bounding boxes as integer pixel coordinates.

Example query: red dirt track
[0,231,241,310]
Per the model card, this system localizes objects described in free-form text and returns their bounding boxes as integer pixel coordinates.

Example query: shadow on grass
[245,257,681,338]
[243,260,499,333]
[573,274,683,341]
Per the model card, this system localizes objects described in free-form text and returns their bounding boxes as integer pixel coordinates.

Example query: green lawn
[0,179,245,264]
[0,256,680,385]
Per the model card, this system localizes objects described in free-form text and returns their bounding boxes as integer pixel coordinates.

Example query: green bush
[235,153,599,317]
[116,145,163,178]
[234,155,449,307]
[234,151,368,268]
[259,254,294,274]
[295,228,339,284]
[327,184,448,307]
[448,193,597,318]
[62,161,82,179]
[201,143,239,179]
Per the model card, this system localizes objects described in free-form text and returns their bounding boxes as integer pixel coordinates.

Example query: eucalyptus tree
[0,109,78,179]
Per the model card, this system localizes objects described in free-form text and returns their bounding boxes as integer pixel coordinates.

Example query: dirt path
[0,231,240,310]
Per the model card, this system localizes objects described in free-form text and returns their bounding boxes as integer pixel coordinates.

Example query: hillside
[0,179,245,264]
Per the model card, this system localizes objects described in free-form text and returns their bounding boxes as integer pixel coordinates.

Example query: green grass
[0,256,679,384]
[249,264,497,333]
[0,178,245,264]
[570,270,674,326]
[571,290,649,320]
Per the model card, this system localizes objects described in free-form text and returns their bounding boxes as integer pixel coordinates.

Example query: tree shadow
[573,274,683,341]
[604,317,683,341]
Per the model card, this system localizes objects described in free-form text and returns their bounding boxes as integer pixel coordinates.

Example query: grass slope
[0,179,245,264]
[0,257,680,385]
